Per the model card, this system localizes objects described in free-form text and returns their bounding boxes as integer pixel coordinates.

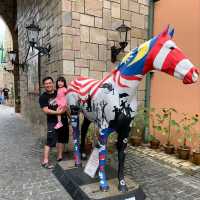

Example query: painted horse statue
[66,26,199,192]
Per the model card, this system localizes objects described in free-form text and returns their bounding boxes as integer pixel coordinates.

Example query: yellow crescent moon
[128,41,150,67]
[121,51,131,63]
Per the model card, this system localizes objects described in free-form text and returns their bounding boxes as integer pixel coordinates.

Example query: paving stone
[180,161,194,168]
[191,166,200,171]
[1,105,200,200]
[0,105,72,200]
[122,148,200,200]
[131,145,199,172]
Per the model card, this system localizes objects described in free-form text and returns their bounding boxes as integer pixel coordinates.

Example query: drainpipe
[144,0,155,143]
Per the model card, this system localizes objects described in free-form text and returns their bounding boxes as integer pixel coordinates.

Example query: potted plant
[147,107,160,149]
[107,133,117,154]
[192,130,200,165]
[193,135,200,165]
[177,113,199,160]
[154,108,179,154]
[130,107,146,146]
[84,123,95,154]
[130,128,143,146]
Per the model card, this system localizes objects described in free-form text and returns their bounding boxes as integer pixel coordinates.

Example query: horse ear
[159,25,170,37]
[160,25,174,38]
[168,27,175,38]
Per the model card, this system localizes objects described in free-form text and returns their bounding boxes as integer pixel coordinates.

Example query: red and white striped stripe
[67,73,112,100]
[112,70,143,88]
[152,40,196,82]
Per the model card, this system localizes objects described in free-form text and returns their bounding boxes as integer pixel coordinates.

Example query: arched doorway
[0,17,15,107]
[0,0,20,113]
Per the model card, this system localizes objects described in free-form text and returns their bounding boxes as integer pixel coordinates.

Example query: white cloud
[0,17,6,43]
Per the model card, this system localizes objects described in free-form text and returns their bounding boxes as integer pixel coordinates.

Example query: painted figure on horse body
[66,26,199,192]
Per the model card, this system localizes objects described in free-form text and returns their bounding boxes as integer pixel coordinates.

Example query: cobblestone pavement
[122,148,200,200]
[1,105,200,200]
[130,146,200,172]
[0,105,72,200]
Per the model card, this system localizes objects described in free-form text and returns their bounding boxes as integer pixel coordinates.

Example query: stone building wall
[61,0,149,110]
[17,0,150,135]
[17,0,63,135]
[61,0,149,81]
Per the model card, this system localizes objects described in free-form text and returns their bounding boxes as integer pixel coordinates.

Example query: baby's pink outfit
[54,87,68,129]
[56,87,68,108]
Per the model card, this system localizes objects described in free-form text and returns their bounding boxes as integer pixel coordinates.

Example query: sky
[0,18,7,63]
[0,17,6,44]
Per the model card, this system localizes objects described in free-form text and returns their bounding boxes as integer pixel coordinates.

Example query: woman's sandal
[57,158,63,162]
[41,162,54,169]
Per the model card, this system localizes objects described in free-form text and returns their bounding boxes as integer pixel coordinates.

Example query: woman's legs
[56,143,64,160]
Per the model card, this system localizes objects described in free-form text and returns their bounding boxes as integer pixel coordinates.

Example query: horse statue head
[116,26,199,84]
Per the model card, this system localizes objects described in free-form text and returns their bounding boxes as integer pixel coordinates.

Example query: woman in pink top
[54,77,68,129]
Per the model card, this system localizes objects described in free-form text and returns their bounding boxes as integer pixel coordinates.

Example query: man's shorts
[57,120,69,144]
[46,122,57,147]
[46,120,69,148]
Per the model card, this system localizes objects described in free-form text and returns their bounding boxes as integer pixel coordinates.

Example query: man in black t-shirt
[39,76,69,169]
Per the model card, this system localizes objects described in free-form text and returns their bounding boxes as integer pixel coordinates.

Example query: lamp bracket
[111,42,128,63]
[34,44,51,57]
[3,67,14,74]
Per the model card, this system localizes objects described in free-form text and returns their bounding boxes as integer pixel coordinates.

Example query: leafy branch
[154,108,179,145]
[178,113,199,148]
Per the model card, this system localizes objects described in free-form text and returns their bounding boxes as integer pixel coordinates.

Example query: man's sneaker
[54,121,63,129]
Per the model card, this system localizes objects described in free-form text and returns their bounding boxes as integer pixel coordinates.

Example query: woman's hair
[56,76,67,89]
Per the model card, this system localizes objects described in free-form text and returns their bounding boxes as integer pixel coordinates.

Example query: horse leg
[80,117,91,159]
[117,129,130,192]
[98,128,113,191]
[70,106,81,167]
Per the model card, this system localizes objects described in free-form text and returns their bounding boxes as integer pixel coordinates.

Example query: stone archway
[0,0,20,113]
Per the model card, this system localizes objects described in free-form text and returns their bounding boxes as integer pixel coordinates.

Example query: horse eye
[169,46,175,50]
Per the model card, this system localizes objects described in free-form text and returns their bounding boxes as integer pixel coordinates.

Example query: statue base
[53,159,145,200]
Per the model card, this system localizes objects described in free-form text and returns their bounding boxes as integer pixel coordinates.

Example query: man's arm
[42,106,66,115]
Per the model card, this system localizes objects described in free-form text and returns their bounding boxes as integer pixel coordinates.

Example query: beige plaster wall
[151,0,200,150]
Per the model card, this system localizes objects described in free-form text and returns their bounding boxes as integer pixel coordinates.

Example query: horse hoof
[75,163,82,168]
[100,185,109,192]
[118,183,128,193]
